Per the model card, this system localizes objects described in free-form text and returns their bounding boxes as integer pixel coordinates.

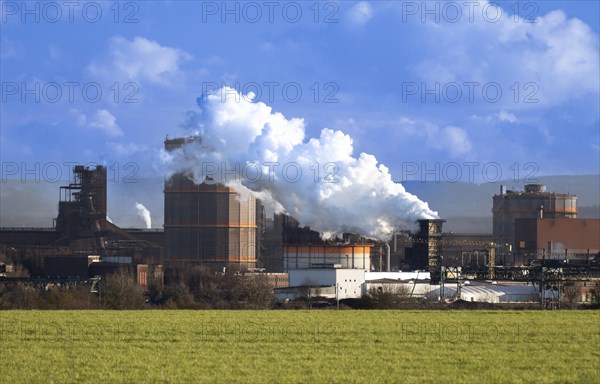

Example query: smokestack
[500,185,506,195]
[384,242,391,272]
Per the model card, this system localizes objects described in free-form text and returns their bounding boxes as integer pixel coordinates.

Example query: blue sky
[1,0,599,185]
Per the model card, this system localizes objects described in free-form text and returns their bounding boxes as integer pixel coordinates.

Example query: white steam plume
[135,202,152,229]
[162,87,438,239]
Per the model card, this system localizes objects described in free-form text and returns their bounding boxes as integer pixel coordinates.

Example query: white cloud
[70,109,87,126]
[411,1,599,107]
[348,2,374,26]
[108,142,147,156]
[89,109,123,137]
[497,110,518,123]
[72,109,123,137]
[440,126,472,156]
[471,110,519,124]
[88,36,191,85]
[426,125,472,157]
[398,118,472,157]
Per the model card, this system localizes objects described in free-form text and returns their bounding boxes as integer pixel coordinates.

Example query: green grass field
[1,310,598,383]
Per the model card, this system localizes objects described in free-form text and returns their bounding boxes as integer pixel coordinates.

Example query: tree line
[0,266,274,310]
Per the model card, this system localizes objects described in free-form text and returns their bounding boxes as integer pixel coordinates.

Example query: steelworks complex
[1,137,599,307]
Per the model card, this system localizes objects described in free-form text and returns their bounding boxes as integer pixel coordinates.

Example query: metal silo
[163,137,258,270]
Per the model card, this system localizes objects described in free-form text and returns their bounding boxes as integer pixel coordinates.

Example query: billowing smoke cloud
[135,202,152,229]
[162,87,438,239]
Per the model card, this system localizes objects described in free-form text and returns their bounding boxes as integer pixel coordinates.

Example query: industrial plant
[1,138,599,309]
[1,165,163,291]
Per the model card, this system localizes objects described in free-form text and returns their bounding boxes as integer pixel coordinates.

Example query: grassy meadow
[0,310,598,383]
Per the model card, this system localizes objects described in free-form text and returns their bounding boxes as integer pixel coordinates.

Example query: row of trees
[0,273,144,310]
[151,266,274,309]
[0,267,275,310]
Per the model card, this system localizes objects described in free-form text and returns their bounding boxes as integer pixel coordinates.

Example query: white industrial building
[277,243,373,300]
[276,267,541,304]
[276,268,366,300]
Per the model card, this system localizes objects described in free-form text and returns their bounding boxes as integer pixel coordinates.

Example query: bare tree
[41,285,100,309]
[241,274,275,309]
[184,266,237,308]
[161,282,197,309]
[0,283,9,309]
[100,271,146,310]
[590,286,600,307]
[395,285,412,304]
[562,284,580,309]
[298,278,321,309]
[1,283,40,309]
[368,284,412,309]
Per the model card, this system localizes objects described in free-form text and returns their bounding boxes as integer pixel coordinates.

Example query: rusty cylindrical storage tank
[164,137,258,270]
